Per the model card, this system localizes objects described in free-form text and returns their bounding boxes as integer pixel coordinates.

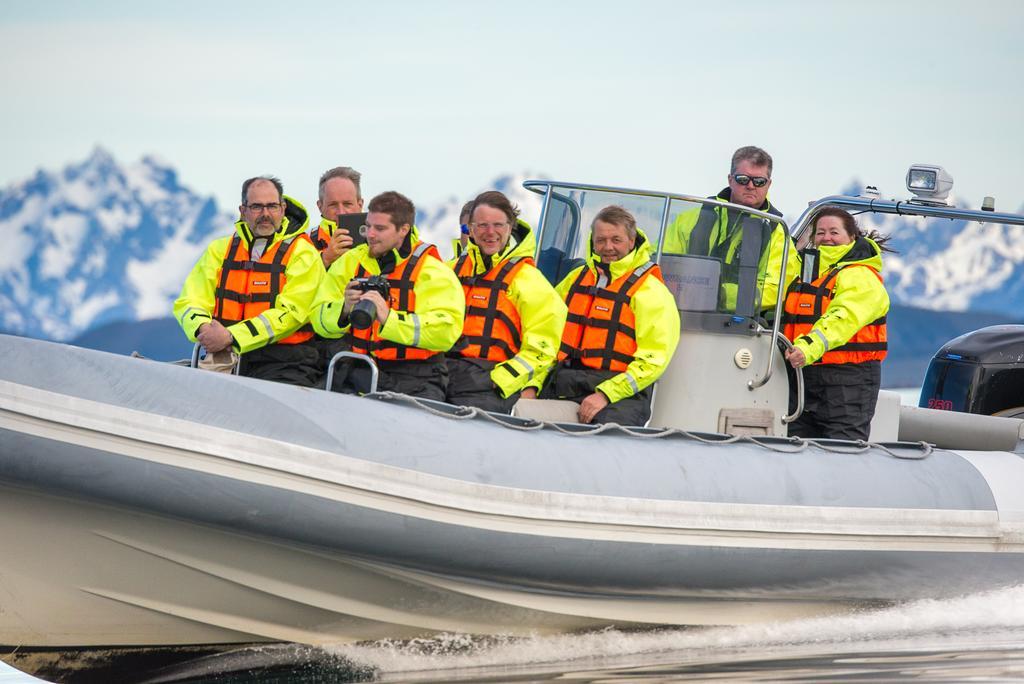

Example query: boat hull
[2,335,1024,678]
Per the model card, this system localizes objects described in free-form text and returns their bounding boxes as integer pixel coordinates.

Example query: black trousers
[445,357,519,414]
[540,364,653,426]
[788,360,881,441]
[238,341,321,388]
[312,335,351,384]
[330,355,448,402]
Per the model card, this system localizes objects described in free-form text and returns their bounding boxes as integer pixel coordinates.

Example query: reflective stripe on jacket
[783,237,890,366]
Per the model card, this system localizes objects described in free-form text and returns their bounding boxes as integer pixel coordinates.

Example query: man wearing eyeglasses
[446,191,567,413]
[663,146,799,315]
[174,175,325,386]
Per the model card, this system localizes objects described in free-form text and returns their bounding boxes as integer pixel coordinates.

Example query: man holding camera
[310,191,464,399]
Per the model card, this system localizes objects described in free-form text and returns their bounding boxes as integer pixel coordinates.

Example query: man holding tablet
[309,166,368,373]
[311,166,365,269]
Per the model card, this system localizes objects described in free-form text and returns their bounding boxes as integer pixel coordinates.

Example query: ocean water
[4,584,1024,682]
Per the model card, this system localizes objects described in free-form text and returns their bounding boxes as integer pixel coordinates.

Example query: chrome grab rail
[325,351,379,394]
[789,195,1024,244]
[748,220,791,391]
[775,334,804,424]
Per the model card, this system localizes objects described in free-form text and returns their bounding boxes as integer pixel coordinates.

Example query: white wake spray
[326,583,1024,679]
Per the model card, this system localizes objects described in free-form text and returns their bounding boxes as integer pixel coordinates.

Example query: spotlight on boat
[906,164,953,205]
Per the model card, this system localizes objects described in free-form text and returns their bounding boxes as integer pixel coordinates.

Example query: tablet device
[335,212,369,247]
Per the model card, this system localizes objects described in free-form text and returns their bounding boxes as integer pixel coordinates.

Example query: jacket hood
[463,219,536,272]
[819,236,884,274]
[235,195,310,244]
[586,226,655,279]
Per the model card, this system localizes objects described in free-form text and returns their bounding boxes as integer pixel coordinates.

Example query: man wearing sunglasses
[663,146,799,316]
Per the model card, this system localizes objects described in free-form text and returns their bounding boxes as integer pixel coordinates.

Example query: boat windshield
[527,182,786,331]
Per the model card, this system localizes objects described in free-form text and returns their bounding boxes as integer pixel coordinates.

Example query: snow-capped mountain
[0,148,233,341]
[853,194,1024,314]
[0,152,1021,343]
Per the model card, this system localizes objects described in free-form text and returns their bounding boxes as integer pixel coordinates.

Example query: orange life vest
[348,242,441,361]
[783,265,887,364]
[451,254,530,362]
[309,223,331,252]
[558,261,662,372]
[213,234,314,345]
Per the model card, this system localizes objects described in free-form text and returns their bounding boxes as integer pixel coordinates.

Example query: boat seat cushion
[512,398,581,424]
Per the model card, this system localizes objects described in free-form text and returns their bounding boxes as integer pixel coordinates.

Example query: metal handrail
[748,218,791,391]
[775,334,804,424]
[325,351,379,394]
[522,179,783,224]
[789,194,1024,244]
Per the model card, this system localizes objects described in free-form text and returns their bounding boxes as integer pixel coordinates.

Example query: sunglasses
[732,174,769,188]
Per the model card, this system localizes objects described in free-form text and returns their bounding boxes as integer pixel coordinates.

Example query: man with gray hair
[533,205,680,425]
[663,146,799,315]
[310,166,364,269]
[174,175,324,386]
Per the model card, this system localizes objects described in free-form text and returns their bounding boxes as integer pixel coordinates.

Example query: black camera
[349,275,391,329]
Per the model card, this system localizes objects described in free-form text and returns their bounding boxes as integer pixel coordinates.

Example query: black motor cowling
[919,325,1024,418]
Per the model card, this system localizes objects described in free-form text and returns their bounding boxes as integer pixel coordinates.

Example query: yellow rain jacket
[662,189,799,313]
[787,237,890,366]
[546,228,681,403]
[173,196,324,354]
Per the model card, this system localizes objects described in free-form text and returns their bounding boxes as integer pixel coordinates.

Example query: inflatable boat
[2,169,1023,681]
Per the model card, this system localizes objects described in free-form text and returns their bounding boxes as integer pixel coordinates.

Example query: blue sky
[1,0,1023,217]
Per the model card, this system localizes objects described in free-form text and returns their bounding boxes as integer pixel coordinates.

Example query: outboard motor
[919,325,1024,418]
